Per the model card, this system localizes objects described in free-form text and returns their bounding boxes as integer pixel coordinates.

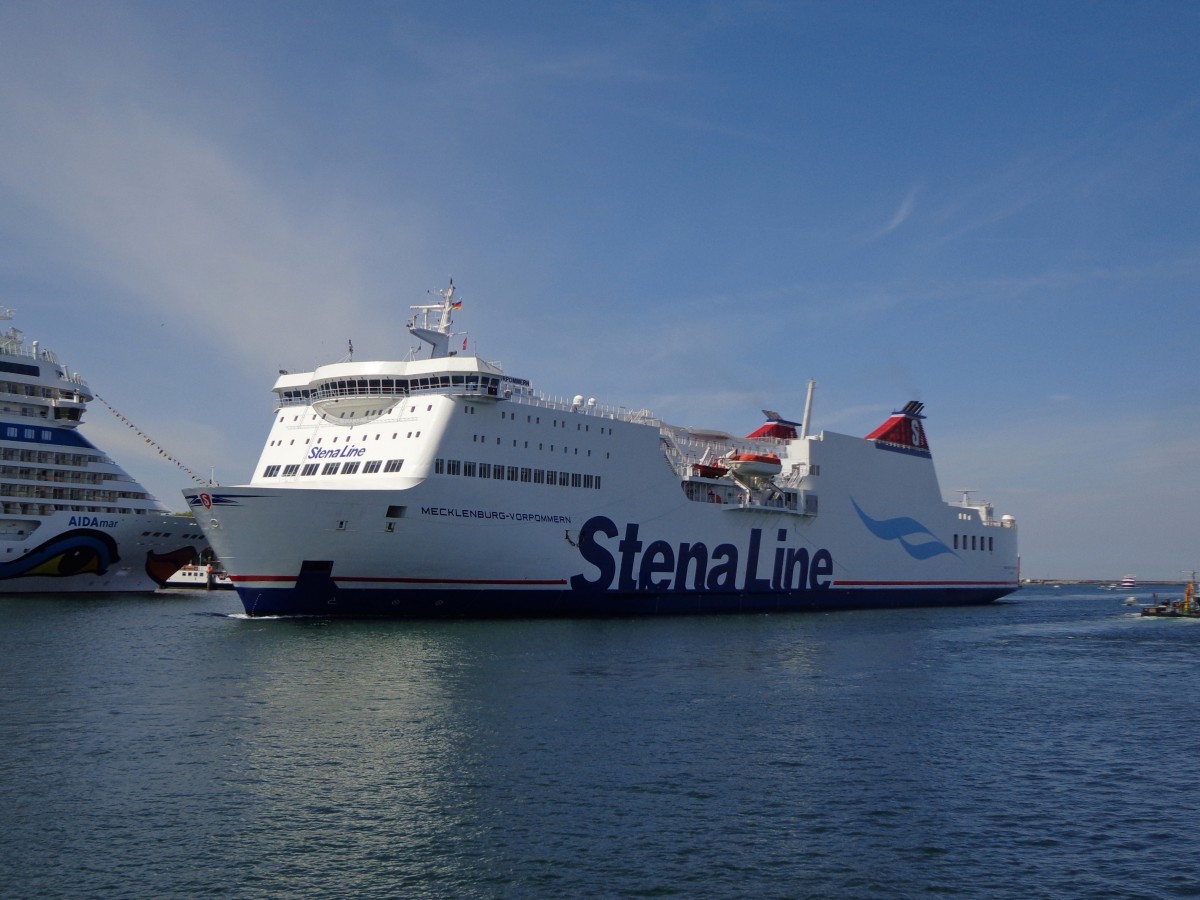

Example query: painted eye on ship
[29,546,104,577]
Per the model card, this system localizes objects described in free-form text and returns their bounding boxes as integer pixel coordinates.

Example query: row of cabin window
[2,502,144,516]
[261,459,405,478]
[0,482,148,502]
[954,534,994,552]
[294,374,505,401]
[1,449,99,468]
[0,380,82,400]
[435,458,601,489]
[4,426,56,441]
[495,409,613,434]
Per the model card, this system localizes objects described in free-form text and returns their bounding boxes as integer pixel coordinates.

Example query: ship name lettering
[569,515,833,594]
[307,445,367,460]
[419,506,571,524]
[68,515,118,528]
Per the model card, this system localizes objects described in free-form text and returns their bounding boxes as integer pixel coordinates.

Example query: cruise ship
[1,309,207,591]
[189,282,1019,617]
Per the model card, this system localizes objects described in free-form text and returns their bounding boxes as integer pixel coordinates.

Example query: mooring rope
[93,393,210,486]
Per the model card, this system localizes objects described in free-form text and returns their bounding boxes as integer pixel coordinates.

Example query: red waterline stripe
[230,574,568,587]
[834,580,1018,588]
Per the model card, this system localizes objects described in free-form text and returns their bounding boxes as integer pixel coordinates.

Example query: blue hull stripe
[234,585,1016,618]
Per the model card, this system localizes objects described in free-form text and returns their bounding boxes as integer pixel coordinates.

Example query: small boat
[1140,582,1200,618]
[723,453,782,477]
[690,463,729,479]
[161,563,234,590]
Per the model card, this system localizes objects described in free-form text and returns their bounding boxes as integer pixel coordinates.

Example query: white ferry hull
[189,454,1018,618]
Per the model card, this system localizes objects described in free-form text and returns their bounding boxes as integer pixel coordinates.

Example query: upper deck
[269,281,652,426]
[0,309,92,425]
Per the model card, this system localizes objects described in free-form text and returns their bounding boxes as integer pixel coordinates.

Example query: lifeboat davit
[724,453,782,477]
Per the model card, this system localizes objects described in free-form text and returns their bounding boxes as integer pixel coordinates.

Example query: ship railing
[658,435,691,477]
[982,517,1017,529]
[0,335,78,376]
[953,499,1015,529]
[505,391,658,424]
[778,462,812,489]
[0,331,34,359]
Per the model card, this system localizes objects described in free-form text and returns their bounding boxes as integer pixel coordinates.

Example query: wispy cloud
[0,13,423,371]
[873,184,922,239]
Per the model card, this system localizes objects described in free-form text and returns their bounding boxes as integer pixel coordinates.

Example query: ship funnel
[864,400,930,455]
[746,411,800,441]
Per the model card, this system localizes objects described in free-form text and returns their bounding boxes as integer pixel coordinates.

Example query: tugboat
[1140,577,1200,618]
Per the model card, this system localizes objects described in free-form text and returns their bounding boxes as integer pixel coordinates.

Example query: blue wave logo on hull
[851,498,956,561]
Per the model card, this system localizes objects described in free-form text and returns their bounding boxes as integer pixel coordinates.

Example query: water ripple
[3,589,1200,897]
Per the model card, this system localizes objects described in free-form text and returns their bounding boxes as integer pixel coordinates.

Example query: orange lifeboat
[724,453,782,477]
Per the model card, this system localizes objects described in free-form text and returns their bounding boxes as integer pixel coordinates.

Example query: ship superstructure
[0,309,205,591]
[189,282,1019,617]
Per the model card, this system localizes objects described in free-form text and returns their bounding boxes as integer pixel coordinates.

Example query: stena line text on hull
[569,518,834,594]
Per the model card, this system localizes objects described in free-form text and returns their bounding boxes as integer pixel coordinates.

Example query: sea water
[1,585,1198,899]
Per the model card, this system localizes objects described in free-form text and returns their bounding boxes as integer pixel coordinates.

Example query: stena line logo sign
[569,515,833,593]
[307,445,366,460]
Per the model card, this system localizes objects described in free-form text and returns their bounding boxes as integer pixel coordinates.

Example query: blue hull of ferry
[233,585,1016,618]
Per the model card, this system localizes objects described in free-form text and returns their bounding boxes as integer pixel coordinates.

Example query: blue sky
[1,1,1198,581]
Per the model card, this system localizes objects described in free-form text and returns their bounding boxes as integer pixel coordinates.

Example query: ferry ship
[0,309,206,591]
[188,282,1019,617]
